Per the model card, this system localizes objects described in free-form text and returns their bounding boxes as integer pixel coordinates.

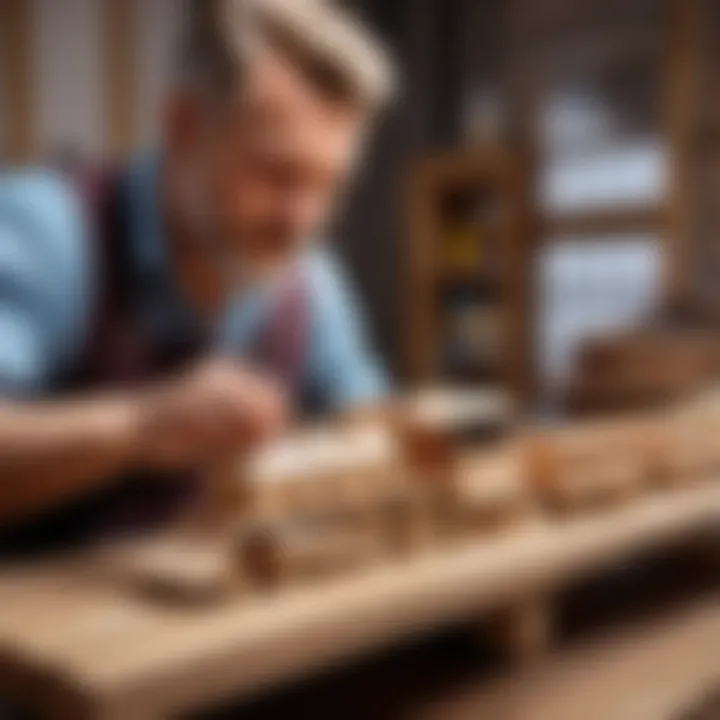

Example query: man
[0,0,396,549]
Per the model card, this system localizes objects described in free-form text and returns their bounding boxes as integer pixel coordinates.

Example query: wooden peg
[99,534,238,604]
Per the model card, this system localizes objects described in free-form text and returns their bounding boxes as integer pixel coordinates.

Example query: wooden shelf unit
[406,147,533,406]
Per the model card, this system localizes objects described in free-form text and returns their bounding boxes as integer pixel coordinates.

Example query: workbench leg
[486,597,554,664]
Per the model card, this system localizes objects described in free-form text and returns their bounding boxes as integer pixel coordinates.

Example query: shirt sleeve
[0,172,90,396]
[304,250,390,412]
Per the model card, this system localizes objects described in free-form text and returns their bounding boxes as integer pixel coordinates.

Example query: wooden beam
[542,204,668,238]
[0,0,36,163]
[501,1,543,408]
[103,0,137,158]
[664,0,703,310]
[513,25,659,81]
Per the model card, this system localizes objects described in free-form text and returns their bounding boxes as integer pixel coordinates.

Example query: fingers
[140,358,291,470]
[202,358,289,447]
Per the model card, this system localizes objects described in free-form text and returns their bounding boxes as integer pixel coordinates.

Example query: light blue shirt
[0,160,389,411]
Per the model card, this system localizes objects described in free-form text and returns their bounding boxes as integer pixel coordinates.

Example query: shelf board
[434,267,504,289]
[439,363,505,383]
[541,204,667,237]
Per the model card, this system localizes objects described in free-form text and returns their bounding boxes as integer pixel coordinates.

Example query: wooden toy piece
[396,386,514,488]
[371,484,436,555]
[523,417,654,513]
[402,387,515,436]
[106,458,249,607]
[450,442,531,536]
[241,424,403,525]
[183,456,252,537]
[237,519,384,588]
[631,415,675,488]
[661,388,720,484]
[566,331,720,414]
[99,534,238,604]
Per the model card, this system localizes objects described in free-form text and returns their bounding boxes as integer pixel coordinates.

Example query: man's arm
[305,251,391,413]
[0,173,134,522]
[0,361,287,524]
[0,395,147,523]
[0,175,286,525]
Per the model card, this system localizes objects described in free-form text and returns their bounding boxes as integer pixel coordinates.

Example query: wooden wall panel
[135,0,183,145]
[664,0,703,311]
[103,0,137,158]
[36,0,104,160]
[0,0,36,163]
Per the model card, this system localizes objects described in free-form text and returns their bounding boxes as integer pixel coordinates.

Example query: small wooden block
[100,535,238,604]
[660,398,720,484]
[451,444,531,536]
[237,520,384,588]
[242,424,402,524]
[523,417,655,514]
[372,486,436,555]
[396,387,514,487]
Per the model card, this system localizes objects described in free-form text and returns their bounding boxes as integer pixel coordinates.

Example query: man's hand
[0,359,288,524]
[138,358,289,470]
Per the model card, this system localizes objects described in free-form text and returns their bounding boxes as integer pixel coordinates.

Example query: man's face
[168,51,367,279]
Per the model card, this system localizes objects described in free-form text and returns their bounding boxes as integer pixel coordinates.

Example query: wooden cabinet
[406,147,533,406]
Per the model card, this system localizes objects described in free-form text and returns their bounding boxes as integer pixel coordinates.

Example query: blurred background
[2,0,720,420]
[1,3,720,718]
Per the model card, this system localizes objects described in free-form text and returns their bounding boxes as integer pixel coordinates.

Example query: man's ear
[163,91,204,156]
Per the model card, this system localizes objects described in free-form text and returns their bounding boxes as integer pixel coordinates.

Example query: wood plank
[541,204,667,237]
[0,0,36,163]
[0,483,718,718]
[664,0,703,310]
[501,5,543,407]
[103,0,136,158]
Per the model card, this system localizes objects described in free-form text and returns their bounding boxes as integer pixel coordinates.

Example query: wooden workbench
[0,483,718,719]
